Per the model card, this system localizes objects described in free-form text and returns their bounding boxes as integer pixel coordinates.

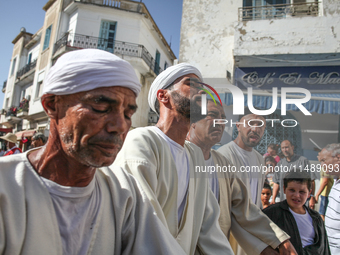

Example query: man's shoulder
[184,141,206,164]
[127,126,157,139]
[0,152,27,166]
[0,152,40,196]
[211,150,232,164]
[123,126,166,148]
[216,141,234,154]
[294,154,309,162]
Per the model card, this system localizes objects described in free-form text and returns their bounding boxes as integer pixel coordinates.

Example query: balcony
[0,106,21,128]
[16,98,30,119]
[2,80,6,93]
[53,33,162,76]
[239,2,319,21]
[63,0,143,14]
[16,59,37,85]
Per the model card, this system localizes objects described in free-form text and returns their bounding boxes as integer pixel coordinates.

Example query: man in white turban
[112,63,234,254]
[0,49,186,255]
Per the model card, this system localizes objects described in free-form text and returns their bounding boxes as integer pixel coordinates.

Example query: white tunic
[0,151,186,255]
[113,127,234,255]
[151,126,189,223]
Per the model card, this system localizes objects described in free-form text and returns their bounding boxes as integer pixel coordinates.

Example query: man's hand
[309,196,316,210]
[260,246,279,255]
[278,240,297,255]
[270,199,276,205]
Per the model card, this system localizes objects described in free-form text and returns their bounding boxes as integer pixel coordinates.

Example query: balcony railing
[16,59,37,79]
[63,0,143,13]
[239,2,319,21]
[53,33,162,74]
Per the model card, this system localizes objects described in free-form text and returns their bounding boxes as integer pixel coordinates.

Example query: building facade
[180,0,340,159]
[1,0,175,150]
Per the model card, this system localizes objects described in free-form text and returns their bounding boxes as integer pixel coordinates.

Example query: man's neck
[188,132,212,160]
[286,154,294,162]
[156,114,190,147]
[27,140,96,187]
[233,137,252,152]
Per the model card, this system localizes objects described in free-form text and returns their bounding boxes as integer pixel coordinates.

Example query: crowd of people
[0,49,339,255]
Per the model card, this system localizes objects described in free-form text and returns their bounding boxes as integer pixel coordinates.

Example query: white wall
[180,0,241,78]
[139,18,173,70]
[73,5,140,41]
[234,15,340,56]
[66,4,173,69]
[180,0,340,78]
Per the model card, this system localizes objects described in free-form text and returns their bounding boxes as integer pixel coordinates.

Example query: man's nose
[106,112,129,134]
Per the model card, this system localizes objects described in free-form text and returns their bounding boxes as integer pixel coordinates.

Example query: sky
[0,0,183,109]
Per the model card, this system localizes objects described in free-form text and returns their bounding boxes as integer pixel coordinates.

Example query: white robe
[217,142,267,255]
[0,151,186,255]
[113,127,234,255]
[211,150,289,255]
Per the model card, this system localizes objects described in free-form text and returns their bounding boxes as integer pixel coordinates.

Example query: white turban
[148,63,203,114]
[43,49,141,96]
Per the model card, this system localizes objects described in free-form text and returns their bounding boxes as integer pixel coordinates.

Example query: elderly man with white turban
[112,63,234,254]
[0,49,186,255]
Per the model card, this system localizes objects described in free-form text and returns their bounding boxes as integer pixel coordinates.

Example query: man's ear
[156,89,170,105]
[41,94,58,119]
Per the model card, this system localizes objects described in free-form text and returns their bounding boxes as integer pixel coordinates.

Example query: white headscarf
[43,49,141,96]
[148,63,203,114]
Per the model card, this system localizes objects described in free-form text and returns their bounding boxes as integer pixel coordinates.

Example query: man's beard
[241,131,261,148]
[171,91,203,123]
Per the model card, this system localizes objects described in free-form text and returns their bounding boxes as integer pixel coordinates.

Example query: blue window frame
[27,53,32,64]
[43,25,52,50]
[98,21,117,53]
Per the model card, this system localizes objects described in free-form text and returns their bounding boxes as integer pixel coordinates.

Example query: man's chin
[87,156,116,168]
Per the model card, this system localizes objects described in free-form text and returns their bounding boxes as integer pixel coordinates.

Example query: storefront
[215,66,340,160]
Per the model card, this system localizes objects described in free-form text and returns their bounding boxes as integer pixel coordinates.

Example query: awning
[15,130,36,139]
[222,93,340,115]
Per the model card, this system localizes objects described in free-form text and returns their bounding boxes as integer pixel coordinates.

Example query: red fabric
[4,147,22,156]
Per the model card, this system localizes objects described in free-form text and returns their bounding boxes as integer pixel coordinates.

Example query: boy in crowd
[261,183,272,209]
[263,171,330,254]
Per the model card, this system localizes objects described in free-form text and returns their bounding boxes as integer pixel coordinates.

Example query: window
[154,51,161,75]
[27,53,32,64]
[11,57,17,76]
[6,98,9,108]
[35,81,43,99]
[98,21,116,53]
[21,89,26,100]
[242,0,288,20]
[164,61,168,70]
[43,25,52,50]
